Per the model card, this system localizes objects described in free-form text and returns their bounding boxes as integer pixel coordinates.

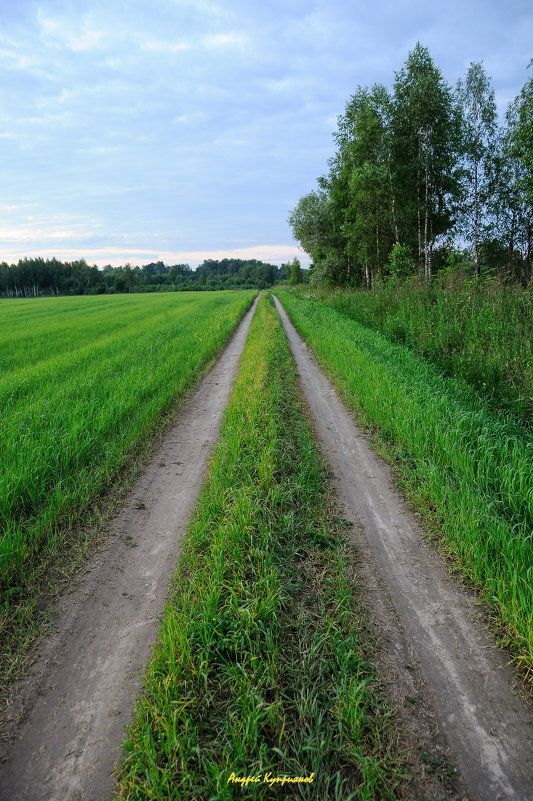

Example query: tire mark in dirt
[273,294,533,801]
[0,296,259,801]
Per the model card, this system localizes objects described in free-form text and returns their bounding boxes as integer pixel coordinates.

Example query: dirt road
[2,291,532,801]
[0,297,258,801]
[273,294,533,801]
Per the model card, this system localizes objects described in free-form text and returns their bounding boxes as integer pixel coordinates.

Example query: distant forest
[289,43,533,287]
[0,257,297,297]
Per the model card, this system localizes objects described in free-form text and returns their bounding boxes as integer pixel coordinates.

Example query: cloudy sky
[1,0,531,268]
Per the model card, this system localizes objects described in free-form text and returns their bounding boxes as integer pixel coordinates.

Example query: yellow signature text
[227,772,315,787]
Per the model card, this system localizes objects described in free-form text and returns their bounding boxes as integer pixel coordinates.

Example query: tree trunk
[428,234,435,282]
[508,206,516,275]
[474,155,480,276]
[523,221,532,285]
[365,262,371,289]
[376,219,380,278]
[387,150,399,243]
[417,139,423,269]
[424,166,430,282]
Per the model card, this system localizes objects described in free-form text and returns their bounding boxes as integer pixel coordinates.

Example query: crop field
[275,289,533,677]
[0,291,255,624]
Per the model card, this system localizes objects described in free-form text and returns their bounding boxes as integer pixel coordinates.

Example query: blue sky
[1,0,532,268]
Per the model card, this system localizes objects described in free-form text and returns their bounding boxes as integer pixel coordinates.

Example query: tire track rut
[273,294,533,801]
[0,296,259,801]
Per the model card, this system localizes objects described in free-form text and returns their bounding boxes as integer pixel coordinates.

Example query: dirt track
[1,292,532,801]
[0,297,258,801]
[273,294,533,801]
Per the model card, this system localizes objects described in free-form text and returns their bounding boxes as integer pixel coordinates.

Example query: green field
[116,294,405,800]
[2,287,530,796]
[301,277,533,426]
[275,289,533,677]
[0,291,255,624]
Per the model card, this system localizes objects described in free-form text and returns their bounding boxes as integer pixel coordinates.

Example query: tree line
[0,257,292,297]
[288,43,533,287]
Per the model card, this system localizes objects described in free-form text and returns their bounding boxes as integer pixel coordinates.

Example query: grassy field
[306,273,533,426]
[116,294,405,800]
[0,291,255,645]
[275,290,533,680]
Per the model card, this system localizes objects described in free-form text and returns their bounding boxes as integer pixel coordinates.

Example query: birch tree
[328,85,397,286]
[492,92,533,282]
[392,43,461,281]
[456,62,497,275]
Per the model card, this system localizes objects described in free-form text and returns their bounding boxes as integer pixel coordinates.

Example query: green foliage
[456,61,498,274]
[0,258,283,297]
[276,289,533,678]
[300,277,533,426]
[392,43,462,280]
[287,257,303,285]
[328,84,397,286]
[116,295,405,800]
[511,59,533,208]
[289,44,532,287]
[0,292,255,616]
[384,243,416,279]
[287,191,350,285]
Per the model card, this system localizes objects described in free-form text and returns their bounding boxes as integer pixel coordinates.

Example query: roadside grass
[301,273,533,427]
[115,294,405,800]
[0,291,255,680]
[275,290,533,682]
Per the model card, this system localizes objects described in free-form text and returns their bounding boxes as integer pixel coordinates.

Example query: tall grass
[275,290,533,679]
[307,272,533,425]
[0,292,255,615]
[116,295,405,800]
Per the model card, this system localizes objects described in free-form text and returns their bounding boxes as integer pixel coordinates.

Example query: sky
[1,0,532,269]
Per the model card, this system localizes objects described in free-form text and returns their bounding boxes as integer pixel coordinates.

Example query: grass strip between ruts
[274,289,533,681]
[115,294,405,800]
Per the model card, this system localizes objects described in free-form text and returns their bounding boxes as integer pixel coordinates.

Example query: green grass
[0,291,255,638]
[305,272,533,426]
[115,294,405,801]
[275,290,533,681]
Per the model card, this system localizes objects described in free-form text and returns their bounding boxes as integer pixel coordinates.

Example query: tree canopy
[0,257,288,297]
[289,44,533,287]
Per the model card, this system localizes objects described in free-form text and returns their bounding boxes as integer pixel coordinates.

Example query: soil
[273,294,533,801]
[0,296,259,801]
[1,292,532,801]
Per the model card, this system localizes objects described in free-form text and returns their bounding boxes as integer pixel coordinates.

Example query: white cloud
[0,241,308,269]
[170,244,307,266]
[0,218,102,244]
[38,12,107,52]
[0,47,34,71]
[141,39,190,52]
[203,32,245,48]
[1,0,531,276]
